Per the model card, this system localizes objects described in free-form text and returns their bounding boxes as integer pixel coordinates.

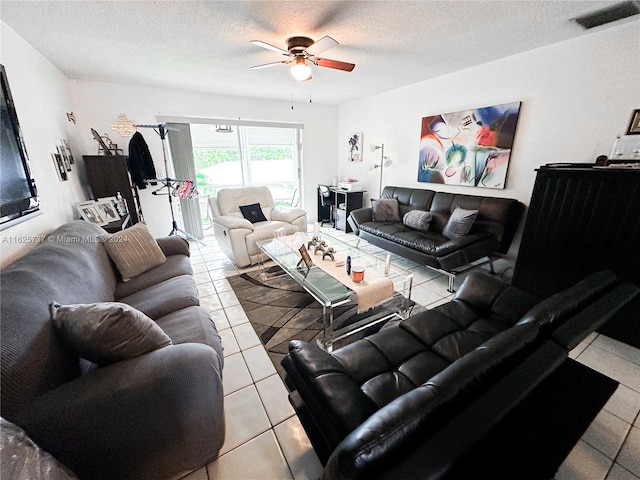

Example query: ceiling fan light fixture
[290,57,312,81]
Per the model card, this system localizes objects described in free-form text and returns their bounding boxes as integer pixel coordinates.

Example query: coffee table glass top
[257,233,409,307]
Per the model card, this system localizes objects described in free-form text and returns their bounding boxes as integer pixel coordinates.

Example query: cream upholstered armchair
[209,186,307,267]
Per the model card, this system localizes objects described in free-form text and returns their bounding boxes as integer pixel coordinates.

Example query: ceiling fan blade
[250,40,290,56]
[250,60,290,70]
[305,35,339,56]
[316,58,356,72]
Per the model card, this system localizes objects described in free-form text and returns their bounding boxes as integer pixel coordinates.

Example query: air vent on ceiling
[574,0,640,29]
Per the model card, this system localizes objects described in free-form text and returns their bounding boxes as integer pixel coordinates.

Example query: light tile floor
[179,226,639,480]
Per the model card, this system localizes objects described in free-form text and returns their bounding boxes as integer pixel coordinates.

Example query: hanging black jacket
[128,132,157,188]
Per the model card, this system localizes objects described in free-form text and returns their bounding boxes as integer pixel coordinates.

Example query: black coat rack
[134,124,202,243]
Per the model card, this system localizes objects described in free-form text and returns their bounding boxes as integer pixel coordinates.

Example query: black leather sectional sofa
[348,186,524,291]
[282,270,638,479]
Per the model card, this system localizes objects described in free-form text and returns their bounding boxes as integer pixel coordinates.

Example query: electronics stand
[135,123,204,244]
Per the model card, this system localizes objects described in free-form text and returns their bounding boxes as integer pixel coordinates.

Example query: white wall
[1,19,338,264]
[338,21,640,266]
[70,82,339,237]
[3,19,637,267]
[0,23,87,267]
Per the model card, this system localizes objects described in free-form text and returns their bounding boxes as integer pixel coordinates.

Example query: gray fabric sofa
[0,221,224,480]
[348,186,524,291]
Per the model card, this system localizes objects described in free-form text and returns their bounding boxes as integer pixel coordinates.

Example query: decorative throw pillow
[101,223,166,282]
[239,203,268,223]
[50,302,172,365]
[442,207,479,239]
[371,198,401,222]
[403,210,432,231]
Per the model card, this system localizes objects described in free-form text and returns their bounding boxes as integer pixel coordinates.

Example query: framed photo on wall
[62,138,75,164]
[348,132,363,162]
[52,153,68,181]
[57,145,71,171]
[626,109,640,135]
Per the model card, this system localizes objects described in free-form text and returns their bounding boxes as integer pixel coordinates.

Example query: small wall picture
[57,145,71,171]
[348,132,363,162]
[61,138,75,164]
[626,109,640,135]
[52,153,68,181]
[76,202,107,226]
[95,198,120,222]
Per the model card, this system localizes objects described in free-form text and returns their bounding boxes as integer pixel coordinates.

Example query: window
[190,124,301,207]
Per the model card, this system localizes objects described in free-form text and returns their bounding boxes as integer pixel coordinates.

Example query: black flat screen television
[0,64,40,230]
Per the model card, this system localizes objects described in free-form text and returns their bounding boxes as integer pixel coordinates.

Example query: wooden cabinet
[83,155,141,224]
[512,166,640,347]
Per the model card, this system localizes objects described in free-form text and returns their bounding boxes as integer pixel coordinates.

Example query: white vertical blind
[167,123,203,239]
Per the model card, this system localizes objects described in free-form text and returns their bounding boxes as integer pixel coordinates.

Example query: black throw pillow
[240,203,268,223]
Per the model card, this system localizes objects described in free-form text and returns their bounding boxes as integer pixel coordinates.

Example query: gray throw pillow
[371,198,401,222]
[101,223,167,282]
[442,207,479,239]
[50,302,172,365]
[403,210,432,231]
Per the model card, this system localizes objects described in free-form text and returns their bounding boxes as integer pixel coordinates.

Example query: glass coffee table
[258,233,413,352]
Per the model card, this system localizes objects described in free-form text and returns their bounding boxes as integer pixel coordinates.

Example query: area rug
[446,359,618,479]
[228,265,424,380]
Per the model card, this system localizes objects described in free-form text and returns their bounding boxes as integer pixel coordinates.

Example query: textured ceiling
[1,0,633,106]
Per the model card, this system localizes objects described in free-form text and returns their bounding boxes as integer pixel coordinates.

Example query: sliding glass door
[245,126,299,205]
[191,124,301,207]
[166,119,302,235]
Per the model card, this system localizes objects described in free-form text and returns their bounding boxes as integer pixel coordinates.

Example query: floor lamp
[373,144,393,197]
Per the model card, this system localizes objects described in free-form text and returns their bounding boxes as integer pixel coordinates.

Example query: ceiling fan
[250,35,355,82]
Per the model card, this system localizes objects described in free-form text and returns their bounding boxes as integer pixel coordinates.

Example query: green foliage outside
[193,146,295,206]
[195,172,208,187]
[249,145,293,161]
[194,149,240,169]
[193,145,292,169]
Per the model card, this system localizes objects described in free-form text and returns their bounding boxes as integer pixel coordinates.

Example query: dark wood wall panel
[83,155,140,224]
[512,167,640,346]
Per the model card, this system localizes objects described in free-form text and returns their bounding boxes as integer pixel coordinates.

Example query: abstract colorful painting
[417,102,521,189]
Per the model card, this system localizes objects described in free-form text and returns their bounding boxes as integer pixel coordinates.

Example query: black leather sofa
[348,186,524,291]
[282,270,638,480]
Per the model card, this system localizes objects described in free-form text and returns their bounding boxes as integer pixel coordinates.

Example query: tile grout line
[194,232,640,480]
[605,423,638,480]
[581,420,633,464]
[578,344,640,394]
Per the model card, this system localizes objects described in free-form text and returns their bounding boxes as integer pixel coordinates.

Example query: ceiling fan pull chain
[290,76,294,110]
